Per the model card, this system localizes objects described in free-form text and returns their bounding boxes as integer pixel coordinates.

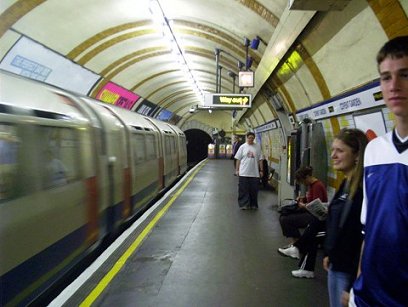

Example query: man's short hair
[246,132,255,138]
[295,165,313,182]
[377,35,408,66]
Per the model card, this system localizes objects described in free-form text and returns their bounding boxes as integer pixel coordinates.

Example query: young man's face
[246,134,255,144]
[379,55,408,119]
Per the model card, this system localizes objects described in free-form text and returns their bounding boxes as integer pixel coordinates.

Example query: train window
[39,127,80,189]
[0,124,19,201]
[132,134,145,163]
[0,124,81,200]
[145,134,156,159]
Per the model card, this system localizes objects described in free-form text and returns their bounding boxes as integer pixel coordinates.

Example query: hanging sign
[204,93,252,108]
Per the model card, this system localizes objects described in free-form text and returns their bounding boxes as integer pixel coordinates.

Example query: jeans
[328,267,353,307]
[279,210,315,238]
[294,219,325,271]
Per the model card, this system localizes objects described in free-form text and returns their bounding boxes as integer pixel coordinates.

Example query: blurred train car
[0,71,187,306]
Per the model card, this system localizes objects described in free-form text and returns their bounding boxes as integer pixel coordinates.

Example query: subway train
[0,71,187,306]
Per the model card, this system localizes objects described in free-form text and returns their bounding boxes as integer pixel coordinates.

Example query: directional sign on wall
[203,93,252,109]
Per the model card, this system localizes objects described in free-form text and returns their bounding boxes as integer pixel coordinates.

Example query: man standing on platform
[234,132,264,210]
[231,135,243,170]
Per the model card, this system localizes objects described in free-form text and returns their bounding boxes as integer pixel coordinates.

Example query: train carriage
[166,123,188,176]
[144,117,180,188]
[0,73,97,306]
[0,71,188,306]
[95,103,163,216]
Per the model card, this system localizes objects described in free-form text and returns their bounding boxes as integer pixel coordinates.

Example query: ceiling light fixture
[149,0,203,104]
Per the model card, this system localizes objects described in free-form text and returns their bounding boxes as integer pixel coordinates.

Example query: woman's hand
[323,256,330,271]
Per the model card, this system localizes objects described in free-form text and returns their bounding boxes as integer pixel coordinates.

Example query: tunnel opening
[185,129,212,164]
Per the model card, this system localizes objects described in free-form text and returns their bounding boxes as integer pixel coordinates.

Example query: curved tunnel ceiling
[0,0,287,124]
[0,0,407,133]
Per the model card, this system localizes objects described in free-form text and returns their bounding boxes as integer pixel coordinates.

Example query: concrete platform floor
[59,159,329,307]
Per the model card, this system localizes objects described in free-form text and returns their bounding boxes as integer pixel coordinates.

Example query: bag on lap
[279,199,299,215]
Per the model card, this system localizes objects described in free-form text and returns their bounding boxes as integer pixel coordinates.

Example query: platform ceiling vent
[288,0,352,11]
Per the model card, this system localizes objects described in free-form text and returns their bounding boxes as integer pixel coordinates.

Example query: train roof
[94,101,159,132]
[0,71,89,124]
[143,116,178,135]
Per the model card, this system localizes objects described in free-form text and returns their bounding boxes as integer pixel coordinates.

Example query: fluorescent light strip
[149,0,203,103]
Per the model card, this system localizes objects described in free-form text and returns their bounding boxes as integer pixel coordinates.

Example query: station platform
[50,159,329,307]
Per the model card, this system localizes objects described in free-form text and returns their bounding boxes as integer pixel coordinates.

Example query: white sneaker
[278,245,300,259]
[291,269,315,279]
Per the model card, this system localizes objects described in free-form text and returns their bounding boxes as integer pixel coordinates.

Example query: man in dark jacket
[231,135,242,170]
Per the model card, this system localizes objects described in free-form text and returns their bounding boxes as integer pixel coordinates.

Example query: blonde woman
[323,128,368,307]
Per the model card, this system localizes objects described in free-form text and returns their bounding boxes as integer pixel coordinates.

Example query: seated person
[278,166,327,249]
[278,165,328,279]
[285,217,326,279]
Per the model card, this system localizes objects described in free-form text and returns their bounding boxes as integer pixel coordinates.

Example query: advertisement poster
[156,109,173,121]
[136,100,157,116]
[353,111,387,140]
[96,82,140,110]
[0,36,99,94]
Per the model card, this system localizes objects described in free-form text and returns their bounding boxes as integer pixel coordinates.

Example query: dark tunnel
[185,129,213,164]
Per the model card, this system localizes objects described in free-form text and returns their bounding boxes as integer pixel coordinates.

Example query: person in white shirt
[234,132,264,210]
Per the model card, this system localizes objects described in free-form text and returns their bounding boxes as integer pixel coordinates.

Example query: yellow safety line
[80,161,207,306]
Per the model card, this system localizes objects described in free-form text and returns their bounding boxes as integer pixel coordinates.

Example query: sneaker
[291,269,315,279]
[240,206,249,210]
[278,245,300,259]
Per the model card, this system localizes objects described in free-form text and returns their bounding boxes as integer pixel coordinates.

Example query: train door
[80,100,128,236]
[166,124,188,175]
[105,117,127,232]
[102,107,132,221]
[144,117,178,189]
[163,132,178,184]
